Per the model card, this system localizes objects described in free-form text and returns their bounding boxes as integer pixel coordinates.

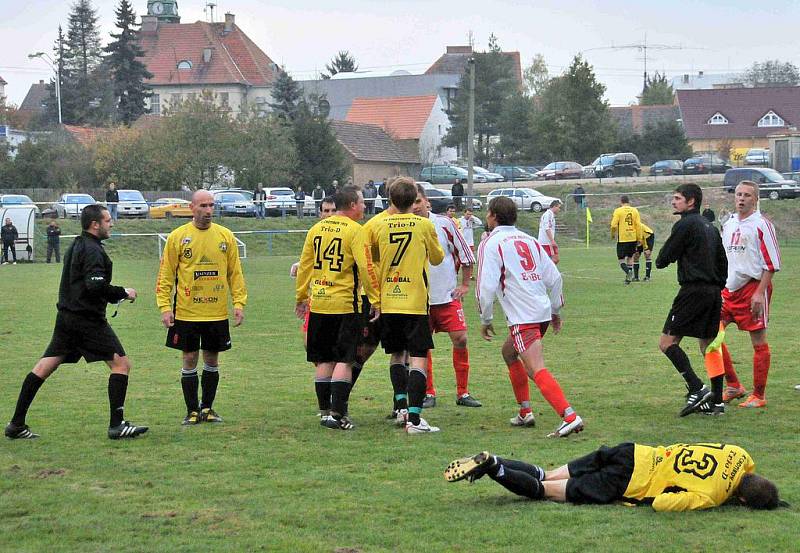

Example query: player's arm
[295,230,316,305]
[82,244,129,303]
[155,233,179,313]
[610,209,619,238]
[476,243,500,326]
[425,220,445,266]
[655,221,686,269]
[352,227,380,308]
[651,491,716,512]
[225,233,247,326]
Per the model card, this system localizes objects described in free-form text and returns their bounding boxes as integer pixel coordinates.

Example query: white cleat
[405,417,440,434]
[547,415,584,438]
[395,408,408,427]
[509,412,536,427]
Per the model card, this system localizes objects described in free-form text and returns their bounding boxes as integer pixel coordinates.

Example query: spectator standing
[451,178,465,211]
[363,180,378,215]
[312,184,325,215]
[46,220,62,263]
[326,180,339,198]
[106,182,119,221]
[253,184,266,219]
[378,179,387,198]
[294,186,306,219]
[1,218,18,264]
[573,184,586,208]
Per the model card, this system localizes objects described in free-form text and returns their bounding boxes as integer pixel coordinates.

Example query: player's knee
[452,335,468,349]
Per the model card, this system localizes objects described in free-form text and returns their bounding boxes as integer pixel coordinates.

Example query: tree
[291,98,349,190]
[523,53,550,97]
[321,50,358,79]
[444,34,519,165]
[532,54,615,163]
[104,0,153,125]
[640,71,674,105]
[745,60,800,87]
[269,68,303,120]
[496,95,536,162]
[6,132,98,189]
[225,108,297,188]
[615,121,692,165]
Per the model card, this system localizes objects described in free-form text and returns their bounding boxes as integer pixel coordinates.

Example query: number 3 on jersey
[313,236,344,271]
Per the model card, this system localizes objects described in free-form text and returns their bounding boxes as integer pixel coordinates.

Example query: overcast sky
[2,0,799,107]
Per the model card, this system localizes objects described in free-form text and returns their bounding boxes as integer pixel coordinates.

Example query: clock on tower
[147,0,180,23]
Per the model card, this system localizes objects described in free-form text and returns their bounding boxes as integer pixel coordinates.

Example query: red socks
[533,369,574,422]
[453,347,470,397]
[721,343,741,388]
[507,360,531,415]
[753,343,770,398]
[425,351,436,396]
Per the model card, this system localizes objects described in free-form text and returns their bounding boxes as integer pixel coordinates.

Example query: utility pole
[466,57,475,199]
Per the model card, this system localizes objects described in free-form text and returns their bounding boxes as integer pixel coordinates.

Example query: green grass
[1,237,799,551]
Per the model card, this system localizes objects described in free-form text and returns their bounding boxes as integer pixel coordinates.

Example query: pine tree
[105,0,153,125]
[640,71,674,105]
[292,99,349,191]
[321,51,358,79]
[63,0,110,124]
[269,68,303,120]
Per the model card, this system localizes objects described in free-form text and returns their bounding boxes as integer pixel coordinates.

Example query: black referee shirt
[656,209,727,287]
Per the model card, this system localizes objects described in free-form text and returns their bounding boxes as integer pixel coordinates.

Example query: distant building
[610,104,681,135]
[137,1,278,116]
[671,71,746,91]
[426,45,523,87]
[0,75,6,103]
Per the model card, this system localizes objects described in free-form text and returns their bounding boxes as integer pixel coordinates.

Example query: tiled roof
[0,75,7,85]
[426,46,522,85]
[63,125,113,147]
[677,87,800,139]
[610,104,680,134]
[137,21,277,86]
[345,96,437,140]
[331,120,419,164]
[19,81,49,112]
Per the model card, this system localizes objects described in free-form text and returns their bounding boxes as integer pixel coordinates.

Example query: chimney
[446,45,473,54]
[698,70,704,78]
[683,74,689,84]
[203,48,213,63]
[39,79,45,84]
[224,13,235,33]
[141,15,158,33]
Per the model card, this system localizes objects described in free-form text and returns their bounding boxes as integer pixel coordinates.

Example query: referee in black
[5,204,148,440]
[656,183,728,417]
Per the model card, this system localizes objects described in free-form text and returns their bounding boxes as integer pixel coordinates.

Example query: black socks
[200,367,219,410]
[181,368,200,413]
[664,344,704,392]
[108,373,128,427]
[11,372,45,426]
[390,363,408,411]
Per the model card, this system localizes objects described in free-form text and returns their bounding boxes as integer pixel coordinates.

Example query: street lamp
[28,51,61,124]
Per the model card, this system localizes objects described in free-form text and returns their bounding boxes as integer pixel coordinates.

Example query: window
[757,110,785,127]
[220,92,229,107]
[707,112,728,125]
[177,60,192,70]
[150,93,160,116]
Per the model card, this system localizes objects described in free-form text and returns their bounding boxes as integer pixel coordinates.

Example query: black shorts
[636,235,655,254]
[616,241,637,259]
[43,311,126,363]
[663,283,722,339]
[566,443,635,504]
[358,296,381,347]
[380,313,434,357]
[306,312,361,363]
[166,319,231,352]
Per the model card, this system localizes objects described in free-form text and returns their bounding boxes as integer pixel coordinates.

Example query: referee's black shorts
[616,241,637,259]
[380,313,434,357]
[636,234,655,254]
[566,443,635,504]
[166,319,232,352]
[663,283,722,339]
[43,311,126,363]
[306,312,361,363]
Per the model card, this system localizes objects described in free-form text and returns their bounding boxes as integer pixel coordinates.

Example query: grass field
[1,223,799,551]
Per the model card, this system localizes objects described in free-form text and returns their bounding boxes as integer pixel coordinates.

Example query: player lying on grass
[445,442,783,511]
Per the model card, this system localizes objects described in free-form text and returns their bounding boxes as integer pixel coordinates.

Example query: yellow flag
[585,207,593,223]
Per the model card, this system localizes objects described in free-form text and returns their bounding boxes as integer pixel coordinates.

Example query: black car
[723,167,800,199]
[683,154,731,174]
[649,160,684,176]
[594,152,641,178]
[491,165,534,181]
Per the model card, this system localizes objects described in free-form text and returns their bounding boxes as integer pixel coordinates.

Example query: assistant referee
[5,204,148,440]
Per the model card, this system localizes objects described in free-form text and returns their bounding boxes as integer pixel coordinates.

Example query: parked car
[0,194,40,216]
[53,193,97,218]
[472,166,505,182]
[649,160,684,176]
[519,165,542,176]
[212,190,256,217]
[486,188,559,212]
[116,189,149,218]
[683,154,731,174]
[258,187,315,215]
[593,153,641,178]
[583,157,600,178]
[492,165,535,181]
[723,167,800,199]
[745,148,770,166]
[419,165,484,184]
[535,161,583,180]
[149,198,193,219]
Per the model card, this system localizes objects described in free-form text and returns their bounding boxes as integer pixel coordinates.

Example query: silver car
[486,187,560,212]
[53,193,97,218]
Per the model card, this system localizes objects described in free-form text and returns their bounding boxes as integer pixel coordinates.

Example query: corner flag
[585,207,592,249]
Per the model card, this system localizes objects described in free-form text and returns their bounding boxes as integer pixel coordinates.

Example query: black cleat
[444,451,495,482]
[456,393,482,407]
[422,394,436,408]
[182,411,200,425]
[108,421,148,440]
[321,416,354,430]
[5,422,39,440]
[696,401,725,416]
[679,386,712,417]
[199,408,224,423]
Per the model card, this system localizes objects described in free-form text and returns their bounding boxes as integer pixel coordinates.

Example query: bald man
[156,190,248,426]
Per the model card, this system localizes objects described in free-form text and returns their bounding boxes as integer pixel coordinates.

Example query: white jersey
[477,225,563,326]
[722,211,781,292]
[537,209,556,245]
[458,215,483,247]
[428,212,475,305]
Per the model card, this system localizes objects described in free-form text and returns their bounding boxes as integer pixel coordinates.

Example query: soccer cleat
[405,418,440,434]
[395,409,409,427]
[322,416,354,430]
[5,422,39,440]
[547,415,584,438]
[386,409,399,421]
[643,276,651,282]
[182,411,200,426]
[679,386,712,417]
[509,412,536,427]
[444,451,495,482]
[108,421,148,440]
[422,394,437,409]
[317,409,329,418]
[456,393,482,407]
[795,384,800,391]
[696,401,725,416]
[722,385,747,403]
[632,277,640,282]
[199,408,224,423]
[738,394,766,408]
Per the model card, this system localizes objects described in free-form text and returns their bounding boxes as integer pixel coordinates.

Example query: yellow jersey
[295,215,376,314]
[156,222,247,321]
[624,443,754,511]
[360,210,390,292]
[639,223,654,246]
[373,213,444,314]
[611,205,642,243]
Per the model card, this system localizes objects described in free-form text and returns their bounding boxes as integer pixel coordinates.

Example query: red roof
[137,21,277,86]
[63,125,113,147]
[345,96,438,140]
